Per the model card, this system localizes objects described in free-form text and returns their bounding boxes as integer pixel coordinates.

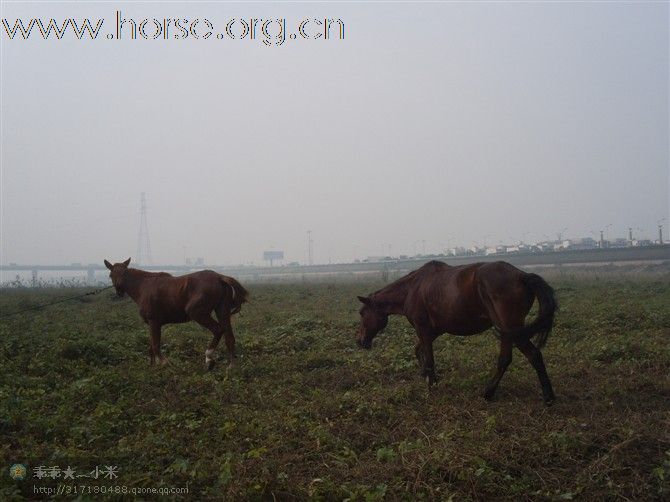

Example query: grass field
[1,273,669,500]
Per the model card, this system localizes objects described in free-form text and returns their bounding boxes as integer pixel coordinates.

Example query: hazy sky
[1,1,668,266]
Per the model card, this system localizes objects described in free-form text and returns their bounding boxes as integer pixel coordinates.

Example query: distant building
[364,256,390,262]
[263,251,284,266]
[552,240,571,251]
[485,246,507,255]
[610,238,629,248]
[564,237,597,250]
[447,247,467,256]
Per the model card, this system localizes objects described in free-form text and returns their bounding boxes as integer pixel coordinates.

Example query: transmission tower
[307,230,314,265]
[137,193,152,265]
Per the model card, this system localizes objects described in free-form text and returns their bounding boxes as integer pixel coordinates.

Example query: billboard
[263,251,284,262]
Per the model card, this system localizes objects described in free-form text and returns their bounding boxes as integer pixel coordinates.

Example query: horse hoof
[544,396,556,406]
[483,390,495,401]
[206,359,216,371]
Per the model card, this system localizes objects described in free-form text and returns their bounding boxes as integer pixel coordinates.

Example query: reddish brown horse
[356,260,557,404]
[104,258,248,369]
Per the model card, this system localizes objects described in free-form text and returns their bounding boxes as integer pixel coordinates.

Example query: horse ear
[357,296,372,306]
[123,258,131,267]
[104,259,113,270]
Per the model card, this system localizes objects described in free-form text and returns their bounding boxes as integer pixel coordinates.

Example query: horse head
[104,258,131,297]
[356,295,389,349]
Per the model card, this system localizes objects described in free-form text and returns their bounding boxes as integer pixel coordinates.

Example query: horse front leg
[148,332,155,366]
[414,342,425,370]
[423,339,437,386]
[415,328,437,386]
[149,321,167,366]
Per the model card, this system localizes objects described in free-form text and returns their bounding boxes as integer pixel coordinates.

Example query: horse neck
[371,279,412,315]
[123,269,151,302]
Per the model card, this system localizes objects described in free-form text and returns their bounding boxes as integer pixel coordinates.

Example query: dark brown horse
[356,260,557,404]
[104,258,248,369]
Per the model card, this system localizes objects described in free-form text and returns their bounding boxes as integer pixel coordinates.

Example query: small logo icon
[10,464,27,480]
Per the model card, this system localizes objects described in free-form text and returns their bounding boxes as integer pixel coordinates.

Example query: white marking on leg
[205,348,215,364]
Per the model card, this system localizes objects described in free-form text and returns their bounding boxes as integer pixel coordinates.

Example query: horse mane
[372,269,419,297]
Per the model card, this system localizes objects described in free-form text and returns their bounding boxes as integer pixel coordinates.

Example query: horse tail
[502,273,557,348]
[220,275,249,315]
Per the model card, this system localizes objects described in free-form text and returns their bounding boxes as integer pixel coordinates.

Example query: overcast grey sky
[1,1,668,266]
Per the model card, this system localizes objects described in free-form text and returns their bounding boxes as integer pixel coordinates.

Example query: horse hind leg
[215,304,236,365]
[516,338,555,405]
[189,310,223,371]
[485,294,555,405]
[480,296,524,401]
[483,336,513,401]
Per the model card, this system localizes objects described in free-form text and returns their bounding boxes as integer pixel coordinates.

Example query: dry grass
[0,275,669,500]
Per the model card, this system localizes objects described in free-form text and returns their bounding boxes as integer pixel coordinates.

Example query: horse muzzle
[357,337,372,350]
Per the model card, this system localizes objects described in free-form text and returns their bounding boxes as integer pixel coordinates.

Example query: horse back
[406,262,494,335]
[140,270,226,323]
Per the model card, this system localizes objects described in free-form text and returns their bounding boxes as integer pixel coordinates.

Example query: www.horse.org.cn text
[2,11,345,46]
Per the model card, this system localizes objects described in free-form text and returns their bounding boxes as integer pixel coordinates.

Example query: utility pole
[137,193,152,265]
[599,224,612,249]
[657,219,665,245]
[307,230,314,265]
